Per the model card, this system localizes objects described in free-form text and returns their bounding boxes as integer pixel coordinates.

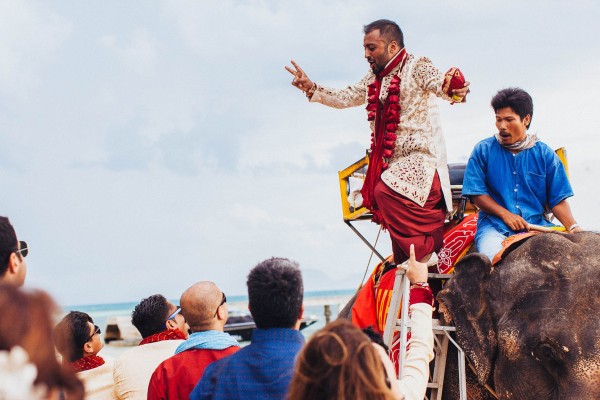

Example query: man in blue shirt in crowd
[462,87,581,261]
[191,257,305,400]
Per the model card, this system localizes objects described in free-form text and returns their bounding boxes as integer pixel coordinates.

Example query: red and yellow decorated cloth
[139,328,187,346]
[436,213,478,274]
[70,355,105,373]
[442,67,466,102]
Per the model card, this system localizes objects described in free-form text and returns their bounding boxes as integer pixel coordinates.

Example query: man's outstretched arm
[472,194,529,232]
[285,60,368,109]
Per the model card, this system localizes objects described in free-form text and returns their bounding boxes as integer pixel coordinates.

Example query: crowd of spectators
[0,215,435,400]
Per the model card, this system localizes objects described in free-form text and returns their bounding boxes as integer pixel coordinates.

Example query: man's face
[86,322,103,356]
[364,30,394,74]
[495,107,530,146]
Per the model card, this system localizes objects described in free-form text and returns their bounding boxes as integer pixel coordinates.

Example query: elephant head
[438,231,600,399]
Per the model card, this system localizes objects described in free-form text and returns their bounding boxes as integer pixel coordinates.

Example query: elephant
[438,231,600,399]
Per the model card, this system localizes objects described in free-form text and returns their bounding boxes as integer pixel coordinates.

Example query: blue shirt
[462,136,573,235]
[190,328,305,400]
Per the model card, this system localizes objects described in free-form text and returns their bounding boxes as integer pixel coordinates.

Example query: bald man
[147,282,240,400]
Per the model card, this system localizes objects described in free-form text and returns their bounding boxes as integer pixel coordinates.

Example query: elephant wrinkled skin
[438,231,600,399]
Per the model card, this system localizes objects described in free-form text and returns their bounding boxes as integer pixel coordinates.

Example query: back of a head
[363,19,404,48]
[247,258,303,329]
[0,216,17,278]
[491,87,534,128]
[289,319,394,400]
[180,281,222,332]
[131,294,171,338]
[53,311,93,362]
[0,284,84,399]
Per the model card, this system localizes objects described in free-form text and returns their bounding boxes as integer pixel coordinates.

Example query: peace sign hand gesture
[285,60,314,93]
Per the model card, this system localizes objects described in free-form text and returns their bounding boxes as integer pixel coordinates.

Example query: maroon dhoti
[373,172,446,264]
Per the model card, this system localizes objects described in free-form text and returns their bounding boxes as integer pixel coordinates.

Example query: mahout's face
[495,107,530,146]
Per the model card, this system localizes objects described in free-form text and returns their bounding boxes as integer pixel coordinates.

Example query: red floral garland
[361,50,406,225]
[367,75,401,170]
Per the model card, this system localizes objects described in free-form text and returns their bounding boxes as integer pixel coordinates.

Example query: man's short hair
[247,258,303,329]
[131,294,171,338]
[0,216,18,276]
[363,19,404,48]
[491,87,534,129]
[53,311,94,362]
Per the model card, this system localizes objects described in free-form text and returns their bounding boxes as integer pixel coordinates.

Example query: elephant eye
[533,342,567,378]
[539,344,558,361]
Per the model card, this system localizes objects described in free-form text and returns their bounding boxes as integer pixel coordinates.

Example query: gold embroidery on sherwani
[311,54,453,211]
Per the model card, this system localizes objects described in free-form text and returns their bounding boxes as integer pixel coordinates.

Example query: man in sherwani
[286,19,470,266]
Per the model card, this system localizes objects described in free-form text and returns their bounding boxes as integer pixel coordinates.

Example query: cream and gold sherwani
[311,54,453,212]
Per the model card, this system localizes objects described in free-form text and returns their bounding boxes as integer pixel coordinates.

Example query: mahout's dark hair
[491,87,534,129]
[0,216,18,276]
[131,294,171,338]
[53,311,94,362]
[364,19,404,48]
[247,257,303,329]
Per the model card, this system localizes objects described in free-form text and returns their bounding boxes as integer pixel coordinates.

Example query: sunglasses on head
[15,241,28,258]
[86,325,101,342]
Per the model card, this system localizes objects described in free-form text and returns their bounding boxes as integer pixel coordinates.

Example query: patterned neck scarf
[495,132,539,151]
[70,355,105,373]
[139,328,187,346]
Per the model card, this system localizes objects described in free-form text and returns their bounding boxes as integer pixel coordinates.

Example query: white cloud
[98,29,161,77]
[0,0,71,102]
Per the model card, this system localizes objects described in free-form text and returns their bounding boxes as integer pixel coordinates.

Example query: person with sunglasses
[114,295,188,400]
[54,311,118,399]
[192,258,305,400]
[0,216,28,287]
[148,281,239,400]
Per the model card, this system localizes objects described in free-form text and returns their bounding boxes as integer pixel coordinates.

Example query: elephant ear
[437,253,496,386]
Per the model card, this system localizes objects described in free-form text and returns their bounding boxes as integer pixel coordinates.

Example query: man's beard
[370,49,390,74]
[371,62,384,74]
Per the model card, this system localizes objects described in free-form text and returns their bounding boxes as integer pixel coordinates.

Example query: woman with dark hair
[0,283,84,400]
[289,245,434,400]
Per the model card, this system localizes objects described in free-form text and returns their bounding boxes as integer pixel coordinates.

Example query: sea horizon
[65,287,357,356]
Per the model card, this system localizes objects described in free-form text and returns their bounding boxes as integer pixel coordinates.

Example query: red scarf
[139,328,186,346]
[70,355,105,373]
[362,49,407,226]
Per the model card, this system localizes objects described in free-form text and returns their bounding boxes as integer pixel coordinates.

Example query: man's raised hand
[285,60,313,92]
[406,244,428,284]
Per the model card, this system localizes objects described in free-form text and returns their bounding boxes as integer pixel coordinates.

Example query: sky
[2,0,599,306]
